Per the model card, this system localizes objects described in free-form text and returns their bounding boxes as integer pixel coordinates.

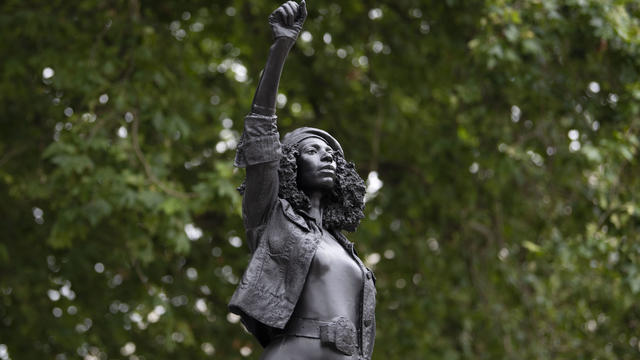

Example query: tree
[1,0,639,359]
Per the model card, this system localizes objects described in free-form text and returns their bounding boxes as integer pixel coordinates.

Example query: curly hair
[238,144,366,232]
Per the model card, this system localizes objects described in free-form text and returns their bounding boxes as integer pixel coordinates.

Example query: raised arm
[234,1,307,240]
[252,1,307,115]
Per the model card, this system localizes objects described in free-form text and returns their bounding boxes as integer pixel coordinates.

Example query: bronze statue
[229,1,376,358]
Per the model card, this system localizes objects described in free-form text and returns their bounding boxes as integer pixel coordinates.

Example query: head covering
[282,127,344,156]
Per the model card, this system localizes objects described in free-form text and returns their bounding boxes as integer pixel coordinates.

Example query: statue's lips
[318,166,336,177]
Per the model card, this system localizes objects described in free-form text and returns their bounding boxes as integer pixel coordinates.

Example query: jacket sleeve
[235,113,281,246]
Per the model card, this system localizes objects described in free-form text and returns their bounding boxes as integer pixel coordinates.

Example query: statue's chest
[308,233,362,286]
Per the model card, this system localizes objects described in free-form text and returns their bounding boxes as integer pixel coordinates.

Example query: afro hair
[238,143,366,232]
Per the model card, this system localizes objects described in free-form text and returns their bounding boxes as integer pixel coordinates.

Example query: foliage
[1,0,640,359]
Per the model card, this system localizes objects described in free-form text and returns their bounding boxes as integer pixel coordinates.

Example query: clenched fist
[268,0,307,40]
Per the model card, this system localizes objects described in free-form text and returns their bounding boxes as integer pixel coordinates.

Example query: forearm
[251,37,296,116]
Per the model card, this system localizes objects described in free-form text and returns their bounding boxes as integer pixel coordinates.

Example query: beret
[282,127,344,156]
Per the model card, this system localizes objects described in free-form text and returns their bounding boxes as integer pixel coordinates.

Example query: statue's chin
[299,174,335,191]
[300,180,334,194]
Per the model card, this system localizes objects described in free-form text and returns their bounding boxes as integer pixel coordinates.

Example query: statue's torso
[260,224,364,360]
[293,226,363,323]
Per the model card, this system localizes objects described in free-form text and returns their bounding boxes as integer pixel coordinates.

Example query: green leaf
[522,241,543,253]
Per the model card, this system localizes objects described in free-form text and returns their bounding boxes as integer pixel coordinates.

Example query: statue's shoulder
[276,198,310,232]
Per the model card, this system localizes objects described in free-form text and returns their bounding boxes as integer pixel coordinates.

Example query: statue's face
[296,137,336,192]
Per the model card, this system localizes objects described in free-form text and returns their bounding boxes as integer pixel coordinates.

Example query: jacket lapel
[280,199,310,232]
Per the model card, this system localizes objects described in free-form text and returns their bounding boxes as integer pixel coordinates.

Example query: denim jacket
[228,113,376,358]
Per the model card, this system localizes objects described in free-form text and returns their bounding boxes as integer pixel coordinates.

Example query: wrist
[271,35,296,47]
[251,103,276,116]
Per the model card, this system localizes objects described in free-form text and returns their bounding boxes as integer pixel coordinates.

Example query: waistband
[284,316,358,356]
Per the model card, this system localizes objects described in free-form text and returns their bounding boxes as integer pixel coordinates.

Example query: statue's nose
[321,151,333,163]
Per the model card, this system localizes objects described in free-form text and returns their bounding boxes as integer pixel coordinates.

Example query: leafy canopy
[1,0,639,359]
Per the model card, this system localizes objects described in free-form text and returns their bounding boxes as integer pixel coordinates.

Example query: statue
[228,1,376,359]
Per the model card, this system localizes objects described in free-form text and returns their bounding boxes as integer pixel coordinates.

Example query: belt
[284,316,358,356]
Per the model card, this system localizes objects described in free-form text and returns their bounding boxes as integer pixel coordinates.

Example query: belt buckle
[319,316,356,356]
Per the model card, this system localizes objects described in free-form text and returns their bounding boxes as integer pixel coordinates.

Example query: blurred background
[1,0,640,359]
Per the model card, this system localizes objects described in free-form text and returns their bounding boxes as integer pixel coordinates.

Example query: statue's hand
[268,0,307,41]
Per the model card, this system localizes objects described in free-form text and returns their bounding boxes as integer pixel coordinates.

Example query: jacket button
[366,272,372,280]
[364,319,371,327]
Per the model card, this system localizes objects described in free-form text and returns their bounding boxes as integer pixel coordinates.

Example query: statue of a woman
[229,2,376,359]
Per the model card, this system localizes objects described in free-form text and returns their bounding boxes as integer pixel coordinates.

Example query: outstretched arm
[235,1,307,239]
[251,0,307,115]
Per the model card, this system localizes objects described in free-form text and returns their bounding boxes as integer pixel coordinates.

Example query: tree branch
[131,116,196,199]
[0,145,27,168]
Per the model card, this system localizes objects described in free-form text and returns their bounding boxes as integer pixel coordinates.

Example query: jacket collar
[330,228,355,252]
[281,199,354,251]
[281,199,310,231]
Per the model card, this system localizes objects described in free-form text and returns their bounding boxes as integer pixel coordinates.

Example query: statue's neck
[307,191,323,228]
